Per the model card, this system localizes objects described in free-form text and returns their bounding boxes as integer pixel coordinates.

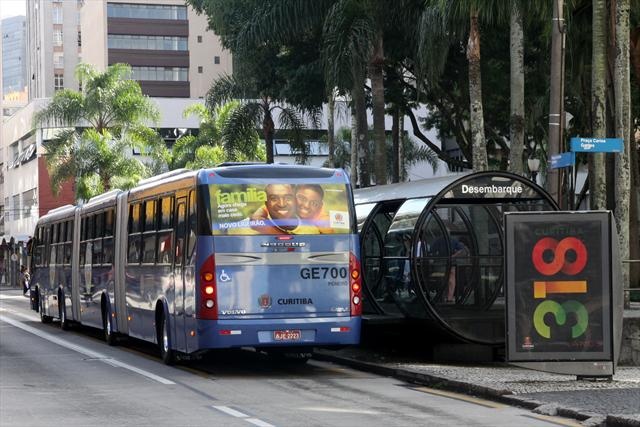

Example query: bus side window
[175,201,186,265]
[187,190,196,264]
[103,209,114,265]
[128,204,142,264]
[142,199,157,264]
[64,220,73,265]
[157,197,174,265]
[34,227,42,267]
[79,217,87,266]
[93,212,104,266]
[49,225,56,266]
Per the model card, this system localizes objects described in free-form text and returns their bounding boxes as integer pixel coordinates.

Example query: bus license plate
[273,330,301,341]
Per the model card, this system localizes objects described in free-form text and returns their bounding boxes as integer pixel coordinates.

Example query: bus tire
[102,305,117,346]
[59,294,71,331]
[39,292,52,324]
[158,313,175,365]
[31,287,39,312]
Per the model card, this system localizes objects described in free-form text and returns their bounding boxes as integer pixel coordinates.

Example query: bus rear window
[207,182,352,235]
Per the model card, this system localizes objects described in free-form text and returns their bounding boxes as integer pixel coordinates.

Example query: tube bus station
[354,172,559,346]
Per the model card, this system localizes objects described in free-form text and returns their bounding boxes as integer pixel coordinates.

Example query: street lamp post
[528,157,540,183]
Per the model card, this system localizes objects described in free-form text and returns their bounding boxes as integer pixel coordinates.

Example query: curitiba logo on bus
[216,188,267,205]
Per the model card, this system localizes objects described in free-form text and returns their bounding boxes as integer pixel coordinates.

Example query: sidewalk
[315,345,640,426]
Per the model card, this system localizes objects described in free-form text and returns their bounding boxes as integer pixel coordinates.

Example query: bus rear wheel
[103,307,117,346]
[59,297,71,331]
[158,314,175,365]
[39,292,52,324]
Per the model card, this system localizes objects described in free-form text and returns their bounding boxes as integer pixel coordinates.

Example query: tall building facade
[27,0,83,99]
[81,0,232,98]
[2,16,28,100]
[2,15,28,117]
[1,0,232,245]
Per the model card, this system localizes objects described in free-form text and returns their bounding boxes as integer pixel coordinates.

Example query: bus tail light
[198,255,218,320]
[349,252,362,316]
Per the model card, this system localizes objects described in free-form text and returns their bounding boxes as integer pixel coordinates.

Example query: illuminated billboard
[505,212,613,364]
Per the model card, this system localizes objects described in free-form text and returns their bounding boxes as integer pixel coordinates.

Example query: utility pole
[547,0,566,207]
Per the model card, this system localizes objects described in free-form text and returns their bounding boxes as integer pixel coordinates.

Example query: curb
[314,351,639,426]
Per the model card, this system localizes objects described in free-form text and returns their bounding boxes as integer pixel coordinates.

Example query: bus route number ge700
[300,267,348,280]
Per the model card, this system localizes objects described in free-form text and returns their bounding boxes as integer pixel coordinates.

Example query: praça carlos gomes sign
[504,211,623,378]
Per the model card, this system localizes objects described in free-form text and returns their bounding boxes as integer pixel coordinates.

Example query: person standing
[19,265,30,295]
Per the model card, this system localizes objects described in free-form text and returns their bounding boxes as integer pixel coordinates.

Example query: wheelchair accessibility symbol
[219,270,231,282]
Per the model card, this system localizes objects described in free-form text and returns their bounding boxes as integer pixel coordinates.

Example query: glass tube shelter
[354,172,559,345]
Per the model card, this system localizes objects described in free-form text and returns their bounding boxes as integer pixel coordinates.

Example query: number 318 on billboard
[531,237,589,339]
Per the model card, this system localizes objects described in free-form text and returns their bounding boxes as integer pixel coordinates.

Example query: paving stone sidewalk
[315,346,640,426]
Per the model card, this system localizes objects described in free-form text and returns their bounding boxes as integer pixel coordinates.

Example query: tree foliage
[32,63,160,200]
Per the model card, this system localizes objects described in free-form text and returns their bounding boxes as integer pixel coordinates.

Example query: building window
[197,66,203,73]
[214,56,220,64]
[131,66,188,81]
[197,35,202,43]
[107,3,187,20]
[53,29,63,46]
[53,53,64,69]
[52,5,63,24]
[107,35,187,51]
[54,74,64,91]
[78,30,81,47]
[22,189,36,219]
[12,194,20,219]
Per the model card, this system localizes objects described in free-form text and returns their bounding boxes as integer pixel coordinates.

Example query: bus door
[173,197,187,352]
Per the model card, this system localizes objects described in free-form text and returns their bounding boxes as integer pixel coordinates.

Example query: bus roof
[203,164,346,180]
[354,173,469,205]
[38,204,76,224]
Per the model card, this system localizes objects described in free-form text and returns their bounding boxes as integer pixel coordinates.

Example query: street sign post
[570,137,623,153]
[549,152,576,208]
[550,152,575,169]
[504,211,623,378]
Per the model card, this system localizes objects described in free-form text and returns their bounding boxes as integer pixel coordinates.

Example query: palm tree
[32,63,160,200]
[206,74,308,164]
[327,126,439,180]
[591,0,607,210]
[170,102,264,169]
[419,1,512,172]
[508,0,525,175]
[614,0,632,305]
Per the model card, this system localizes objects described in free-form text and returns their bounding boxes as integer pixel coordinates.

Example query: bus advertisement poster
[504,211,621,376]
[207,183,351,235]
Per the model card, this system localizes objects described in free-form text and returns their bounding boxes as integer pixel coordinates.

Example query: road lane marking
[299,406,381,415]
[412,386,506,408]
[0,294,29,300]
[213,406,275,427]
[245,418,275,427]
[0,313,175,385]
[522,413,583,427]
[213,406,249,418]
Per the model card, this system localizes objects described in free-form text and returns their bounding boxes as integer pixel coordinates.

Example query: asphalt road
[0,290,582,427]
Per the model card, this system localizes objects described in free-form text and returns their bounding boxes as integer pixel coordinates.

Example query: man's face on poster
[265,184,296,220]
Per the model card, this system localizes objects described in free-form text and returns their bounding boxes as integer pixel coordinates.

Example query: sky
[0,0,26,20]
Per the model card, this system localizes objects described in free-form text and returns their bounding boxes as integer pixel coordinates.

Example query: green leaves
[33,63,159,201]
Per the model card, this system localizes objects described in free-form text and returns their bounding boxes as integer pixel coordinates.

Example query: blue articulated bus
[31,165,362,364]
